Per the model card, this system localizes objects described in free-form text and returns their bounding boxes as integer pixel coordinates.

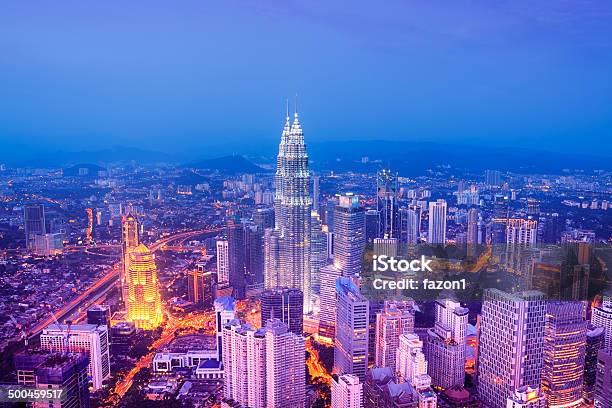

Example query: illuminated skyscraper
[541,301,587,408]
[319,263,342,340]
[594,348,612,408]
[334,277,369,382]
[467,208,479,245]
[374,300,415,373]
[227,216,247,299]
[583,326,605,404]
[506,386,546,408]
[506,218,538,245]
[478,289,546,408]
[427,199,447,244]
[216,239,229,286]
[591,294,612,350]
[260,288,303,335]
[334,193,365,277]
[121,212,139,304]
[188,263,214,309]
[399,205,420,245]
[266,108,312,311]
[126,244,163,330]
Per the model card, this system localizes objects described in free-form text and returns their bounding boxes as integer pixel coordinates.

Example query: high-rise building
[506,219,538,245]
[396,333,428,386]
[121,212,140,304]
[24,203,46,249]
[334,193,365,277]
[591,294,612,350]
[377,169,399,239]
[188,264,214,309]
[374,300,415,373]
[319,263,342,340]
[425,299,468,390]
[40,323,110,391]
[246,224,265,285]
[594,348,612,408]
[214,296,235,361]
[222,318,305,408]
[506,386,546,408]
[485,169,501,187]
[365,209,380,243]
[125,244,163,330]
[260,288,303,335]
[310,211,328,304]
[15,350,90,408]
[265,318,306,408]
[478,289,546,408]
[331,374,363,408]
[467,208,479,245]
[216,240,229,286]
[227,216,247,299]
[427,199,447,244]
[267,109,312,311]
[541,301,587,408]
[313,174,320,215]
[334,277,369,382]
[399,206,420,245]
[583,326,605,404]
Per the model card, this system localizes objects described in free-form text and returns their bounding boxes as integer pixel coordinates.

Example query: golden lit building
[126,243,163,329]
[121,213,140,304]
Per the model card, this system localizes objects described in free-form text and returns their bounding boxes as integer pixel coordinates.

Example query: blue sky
[1,1,612,158]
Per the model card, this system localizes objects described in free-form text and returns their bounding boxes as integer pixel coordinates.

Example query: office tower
[467,208,479,244]
[541,213,564,243]
[125,244,163,330]
[223,320,267,408]
[492,194,510,245]
[265,318,306,408]
[33,232,63,256]
[216,239,229,286]
[374,300,415,372]
[260,288,303,335]
[310,211,328,303]
[326,197,338,232]
[24,203,46,249]
[121,212,139,304]
[526,198,540,216]
[373,238,398,257]
[110,322,135,356]
[319,263,342,339]
[396,333,428,385]
[485,169,501,187]
[331,374,363,408]
[15,350,90,408]
[399,206,420,245]
[334,277,369,381]
[313,174,320,214]
[267,109,312,311]
[86,305,110,327]
[506,386,546,408]
[541,301,587,408]
[377,169,399,238]
[594,348,612,408]
[365,209,380,243]
[244,224,264,285]
[214,296,235,361]
[334,193,366,276]
[591,294,612,350]
[188,266,214,309]
[506,219,538,245]
[40,323,110,391]
[478,289,546,408]
[253,207,275,230]
[427,199,447,244]
[583,327,605,404]
[227,216,247,299]
[425,299,468,390]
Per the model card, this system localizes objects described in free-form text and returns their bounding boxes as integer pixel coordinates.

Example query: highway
[27,228,221,339]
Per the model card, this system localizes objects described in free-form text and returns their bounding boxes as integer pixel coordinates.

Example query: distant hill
[187,155,265,174]
[63,163,106,177]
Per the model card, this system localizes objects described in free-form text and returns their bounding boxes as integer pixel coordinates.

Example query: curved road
[27,228,221,338]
